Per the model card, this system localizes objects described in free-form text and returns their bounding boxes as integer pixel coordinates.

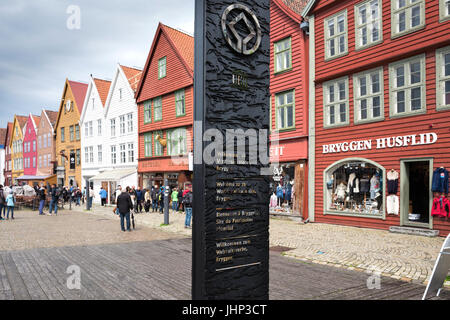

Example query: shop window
[324,159,385,217]
[391,0,425,38]
[274,37,292,73]
[389,54,426,117]
[275,90,295,130]
[323,77,349,128]
[353,67,384,124]
[440,0,450,21]
[355,0,382,49]
[436,46,450,110]
[324,10,348,60]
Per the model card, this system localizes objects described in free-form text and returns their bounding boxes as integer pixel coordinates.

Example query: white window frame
[355,0,383,50]
[436,46,450,110]
[323,77,350,128]
[127,113,133,133]
[98,119,102,136]
[110,118,116,137]
[391,0,425,38]
[440,0,450,21]
[353,67,385,124]
[274,37,292,73]
[389,54,426,118]
[120,144,126,163]
[128,143,135,163]
[98,145,102,164]
[275,90,295,130]
[324,10,348,60]
[119,116,126,135]
[111,145,117,165]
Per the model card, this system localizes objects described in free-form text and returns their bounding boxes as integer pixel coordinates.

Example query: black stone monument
[193,0,270,300]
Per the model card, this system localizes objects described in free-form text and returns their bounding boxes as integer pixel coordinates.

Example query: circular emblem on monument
[221,3,262,55]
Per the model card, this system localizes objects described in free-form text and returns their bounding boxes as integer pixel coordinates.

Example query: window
[38,136,42,149]
[119,88,123,101]
[391,0,425,37]
[354,68,384,123]
[389,55,426,117]
[324,10,348,59]
[175,90,186,116]
[89,146,94,164]
[154,97,162,121]
[127,113,133,133]
[84,147,89,164]
[323,77,350,127]
[167,128,187,156]
[61,150,66,167]
[89,121,93,137]
[154,131,163,156]
[275,90,295,130]
[110,118,116,137]
[324,159,384,218]
[128,143,135,163]
[98,119,102,136]
[144,101,152,124]
[76,149,81,166]
[437,46,450,110]
[33,141,36,152]
[440,0,450,21]
[274,37,292,73]
[33,157,36,168]
[355,0,382,49]
[119,116,126,135]
[70,125,74,141]
[39,156,42,168]
[144,133,152,157]
[98,145,102,164]
[111,145,117,165]
[75,124,80,140]
[120,144,126,163]
[85,123,89,137]
[61,127,65,142]
[158,57,166,79]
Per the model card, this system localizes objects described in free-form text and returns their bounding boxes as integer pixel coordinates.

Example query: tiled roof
[16,115,28,129]
[32,115,41,128]
[161,24,194,72]
[121,65,143,92]
[281,0,309,15]
[44,110,58,127]
[0,128,6,146]
[6,122,13,143]
[93,78,112,107]
[68,80,89,114]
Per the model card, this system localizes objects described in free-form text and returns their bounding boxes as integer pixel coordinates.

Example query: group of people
[113,184,193,231]
[0,185,17,220]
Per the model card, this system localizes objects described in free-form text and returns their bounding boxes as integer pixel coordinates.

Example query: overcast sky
[0,0,194,129]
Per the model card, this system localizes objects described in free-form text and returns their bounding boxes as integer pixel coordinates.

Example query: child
[6,191,15,220]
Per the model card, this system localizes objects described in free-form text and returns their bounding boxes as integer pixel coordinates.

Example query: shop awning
[15,175,52,181]
[89,168,136,182]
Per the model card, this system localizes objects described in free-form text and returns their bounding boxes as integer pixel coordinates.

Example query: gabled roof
[16,115,28,130]
[5,122,13,145]
[93,78,112,107]
[32,115,41,129]
[302,0,320,17]
[44,110,58,128]
[68,80,89,115]
[273,0,307,22]
[0,128,7,147]
[121,65,143,92]
[135,22,194,99]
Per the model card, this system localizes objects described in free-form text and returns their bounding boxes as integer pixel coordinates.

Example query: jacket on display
[431,167,449,194]
[370,175,380,199]
[335,183,347,200]
[270,193,278,208]
[387,170,399,195]
[387,195,399,215]
[431,196,450,218]
[347,173,359,194]
[360,178,370,193]
[276,186,284,198]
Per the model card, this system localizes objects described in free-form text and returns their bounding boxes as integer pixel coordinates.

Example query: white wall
[0,148,5,185]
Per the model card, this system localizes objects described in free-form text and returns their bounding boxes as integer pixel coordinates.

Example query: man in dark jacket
[38,185,46,215]
[116,187,133,232]
[0,185,5,220]
[136,187,143,213]
[183,188,193,228]
[49,184,60,216]
[151,186,158,212]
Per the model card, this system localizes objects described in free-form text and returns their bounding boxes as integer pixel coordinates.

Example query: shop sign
[322,132,438,154]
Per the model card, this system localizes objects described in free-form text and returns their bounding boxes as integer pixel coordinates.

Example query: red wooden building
[304,0,450,235]
[269,0,310,218]
[22,114,40,177]
[135,23,194,189]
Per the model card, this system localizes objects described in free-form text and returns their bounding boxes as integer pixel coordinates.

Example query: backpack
[183,192,193,206]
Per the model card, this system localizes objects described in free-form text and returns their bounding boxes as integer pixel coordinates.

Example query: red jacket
[431,196,450,218]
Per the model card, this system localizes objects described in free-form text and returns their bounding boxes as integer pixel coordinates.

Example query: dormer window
[65,100,72,112]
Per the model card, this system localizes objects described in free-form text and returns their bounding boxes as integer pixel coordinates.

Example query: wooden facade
[23,114,40,177]
[135,23,194,189]
[10,115,28,184]
[305,0,450,236]
[3,122,13,186]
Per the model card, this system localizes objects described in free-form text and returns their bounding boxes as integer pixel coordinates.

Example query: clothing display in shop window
[387,195,399,215]
[270,193,278,208]
[285,184,292,202]
[359,178,370,193]
[335,182,347,201]
[431,196,450,218]
[276,184,284,206]
[370,174,380,200]
[431,167,449,194]
[347,173,359,194]
[387,169,399,195]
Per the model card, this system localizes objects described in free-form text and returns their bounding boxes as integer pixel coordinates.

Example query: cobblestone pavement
[74,205,449,288]
[0,208,185,251]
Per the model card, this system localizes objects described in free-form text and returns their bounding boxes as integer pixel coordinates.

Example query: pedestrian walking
[38,185,46,215]
[5,190,15,220]
[178,187,184,212]
[183,187,193,228]
[136,187,143,213]
[171,188,179,212]
[144,189,151,213]
[88,186,94,209]
[99,187,107,206]
[0,185,5,220]
[151,186,158,212]
[158,187,164,214]
[49,184,60,216]
[115,187,133,232]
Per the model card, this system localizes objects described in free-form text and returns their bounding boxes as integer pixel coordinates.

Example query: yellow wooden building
[54,79,88,187]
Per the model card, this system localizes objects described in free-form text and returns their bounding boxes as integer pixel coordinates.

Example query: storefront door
[400,158,433,229]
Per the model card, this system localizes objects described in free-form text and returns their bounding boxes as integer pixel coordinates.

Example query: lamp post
[164,178,169,225]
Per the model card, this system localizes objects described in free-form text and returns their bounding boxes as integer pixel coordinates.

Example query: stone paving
[70,204,449,288]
